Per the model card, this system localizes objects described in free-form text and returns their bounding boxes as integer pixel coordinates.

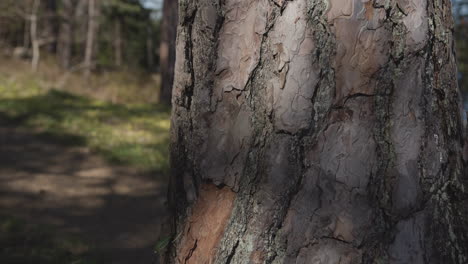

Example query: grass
[0,57,170,263]
[0,215,99,264]
[0,69,171,173]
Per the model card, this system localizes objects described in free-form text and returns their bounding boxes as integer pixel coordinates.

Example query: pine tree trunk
[168,0,468,263]
[84,0,97,79]
[147,24,154,70]
[159,0,178,104]
[30,0,40,72]
[114,18,122,67]
[44,0,58,53]
[23,18,30,50]
[58,0,73,69]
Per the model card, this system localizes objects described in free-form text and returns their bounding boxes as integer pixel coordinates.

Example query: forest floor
[0,58,170,264]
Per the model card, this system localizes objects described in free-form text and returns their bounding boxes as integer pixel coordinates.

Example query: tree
[146,21,155,69]
[167,0,468,263]
[0,0,158,73]
[96,0,156,70]
[101,0,145,68]
[30,0,40,71]
[454,0,468,94]
[159,0,178,104]
[57,0,74,69]
[43,0,58,53]
[114,16,123,67]
[0,0,27,49]
[28,0,58,71]
[84,0,99,79]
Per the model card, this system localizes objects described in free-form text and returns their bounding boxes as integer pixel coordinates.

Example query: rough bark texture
[159,0,179,104]
[169,0,468,263]
[58,0,73,69]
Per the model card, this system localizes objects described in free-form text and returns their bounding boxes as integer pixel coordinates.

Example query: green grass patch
[0,59,169,264]
[0,215,99,264]
[0,72,171,173]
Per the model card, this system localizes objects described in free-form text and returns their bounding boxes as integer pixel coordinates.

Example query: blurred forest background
[0,0,177,263]
[455,0,468,106]
[0,0,172,103]
[0,0,466,107]
[0,0,466,263]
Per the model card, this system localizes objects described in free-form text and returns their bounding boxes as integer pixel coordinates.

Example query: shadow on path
[0,125,168,264]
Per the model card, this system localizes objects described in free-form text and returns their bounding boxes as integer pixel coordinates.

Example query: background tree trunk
[114,18,122,67]
[23,17,30,50]
[146,24,154,70]
[84,0,98,79]
[58,0,73,69]
[159,0,178,104]
[168,0,468,263]
[30,0,40,72]
[44,0,58,53]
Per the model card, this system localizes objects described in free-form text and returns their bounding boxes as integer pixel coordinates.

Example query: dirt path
[0,126,168,264]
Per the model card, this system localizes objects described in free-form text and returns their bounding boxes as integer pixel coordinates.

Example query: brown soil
[0,126,168,264]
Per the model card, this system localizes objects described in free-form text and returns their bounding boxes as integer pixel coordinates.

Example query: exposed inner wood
[176,184,236,264]
[169,0,468,262]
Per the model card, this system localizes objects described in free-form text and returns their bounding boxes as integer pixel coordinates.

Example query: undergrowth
[0,64,170,173]
[0,215,100,264]
[0,57,170,264]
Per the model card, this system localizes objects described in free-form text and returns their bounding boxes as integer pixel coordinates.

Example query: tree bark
[168,0,468,263]
[23,16,30,50]
[159,0,178,104]
[30,0,40,72]
[147,23,154,70]
[114,18,122,67]
[58,0,73,69]
[84,0,98,79]
[44,0,58,53]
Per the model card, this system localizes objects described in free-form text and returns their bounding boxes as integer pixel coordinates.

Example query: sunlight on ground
[0,69,170,173]
[0,60,170,263]
[0,215,98,264]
